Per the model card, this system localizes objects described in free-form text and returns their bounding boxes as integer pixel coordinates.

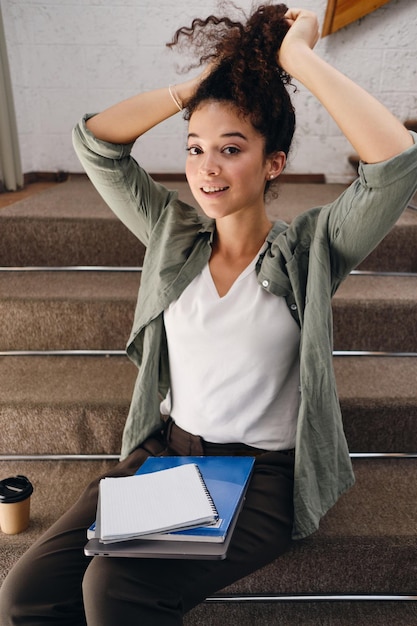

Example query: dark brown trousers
[0,421,295,625]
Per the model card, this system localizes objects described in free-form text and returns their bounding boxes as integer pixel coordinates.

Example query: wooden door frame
[322,0,391,37]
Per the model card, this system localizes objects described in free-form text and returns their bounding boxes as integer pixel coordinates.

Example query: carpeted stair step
[0,176,146,267]
[357,204,417,272]
[1,270,415,352]
[0,270,140,351]
[0,355,135,455]
[185,599,417,625]
[0,459,118,584]
[211,458,417,597]
[334,355,417,453]
[1,355,416,455]
[333,273,417,351]
[0,177,416,272]
[0,457,416,625]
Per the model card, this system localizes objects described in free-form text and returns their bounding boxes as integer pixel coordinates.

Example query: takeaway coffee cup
[0,475,33,534]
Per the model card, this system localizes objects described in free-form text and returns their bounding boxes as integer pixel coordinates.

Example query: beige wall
[2,0,416,182]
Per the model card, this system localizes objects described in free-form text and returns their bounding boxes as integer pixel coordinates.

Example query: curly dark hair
[167,2,296,166]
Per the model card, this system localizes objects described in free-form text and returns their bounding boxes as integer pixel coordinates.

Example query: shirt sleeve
[326,131,417,282]
[72,114,178,246]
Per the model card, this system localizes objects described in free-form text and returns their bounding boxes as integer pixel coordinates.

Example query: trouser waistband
[161,416,295,458]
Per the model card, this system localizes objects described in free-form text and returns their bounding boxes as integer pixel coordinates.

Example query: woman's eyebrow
[187,131,249,141]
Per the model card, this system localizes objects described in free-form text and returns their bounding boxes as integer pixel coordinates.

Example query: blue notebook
[135,456,254,542]
[88,456,254,544]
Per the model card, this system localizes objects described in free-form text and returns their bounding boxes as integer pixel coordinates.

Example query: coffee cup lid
[0,475,33,503]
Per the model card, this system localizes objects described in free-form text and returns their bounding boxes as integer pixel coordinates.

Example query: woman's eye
[223,146,240,155]
[186,146,202,156]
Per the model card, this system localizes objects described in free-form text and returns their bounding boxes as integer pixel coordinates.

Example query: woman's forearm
[279,9,413,163]
[286,46,412,163]
[85,76,199,144]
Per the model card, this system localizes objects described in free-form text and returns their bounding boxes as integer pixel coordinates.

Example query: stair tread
[334,356,417,401]
[335,273,417,302]
[333,275,417,351]
[0,272,139,351]
[0,176,115,220]
[0,269,141,300]
[0,355,136,404]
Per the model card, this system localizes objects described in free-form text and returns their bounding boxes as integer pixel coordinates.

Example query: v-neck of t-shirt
[204,252,261,300]
[204,242,267,300]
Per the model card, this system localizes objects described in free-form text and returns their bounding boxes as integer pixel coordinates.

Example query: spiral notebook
[98,463,218,544]
[129,455,254,543]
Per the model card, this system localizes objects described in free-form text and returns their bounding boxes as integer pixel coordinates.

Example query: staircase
[1,175,417,625]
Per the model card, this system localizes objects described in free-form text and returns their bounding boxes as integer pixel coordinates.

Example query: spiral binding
[193,464,219,522]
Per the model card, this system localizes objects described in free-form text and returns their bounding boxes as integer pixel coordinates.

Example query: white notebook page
[99,463,218,543]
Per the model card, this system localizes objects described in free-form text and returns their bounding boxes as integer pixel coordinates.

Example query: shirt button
[262,279,269,288]
[290,303,297,310]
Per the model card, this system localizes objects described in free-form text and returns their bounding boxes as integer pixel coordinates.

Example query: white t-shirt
[161,252,300,451]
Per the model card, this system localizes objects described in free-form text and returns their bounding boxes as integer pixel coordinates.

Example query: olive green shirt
[73,116,417,539]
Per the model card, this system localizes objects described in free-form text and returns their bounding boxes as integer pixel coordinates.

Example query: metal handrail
[204,593,417,603]
[0,266,416,277]
[1,350,416,357]
[0,452,416,461]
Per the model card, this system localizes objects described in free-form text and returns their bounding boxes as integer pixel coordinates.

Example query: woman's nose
[199,153,220,176]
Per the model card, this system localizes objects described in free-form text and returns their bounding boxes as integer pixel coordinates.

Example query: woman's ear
[266,151,287,181]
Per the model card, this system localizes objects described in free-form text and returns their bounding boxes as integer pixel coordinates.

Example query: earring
[269,174,275,180]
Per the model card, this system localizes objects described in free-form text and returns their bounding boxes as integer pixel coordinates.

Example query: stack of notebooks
[85,456,255,560]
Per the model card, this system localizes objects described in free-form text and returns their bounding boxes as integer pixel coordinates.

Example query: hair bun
[168,3,296,159]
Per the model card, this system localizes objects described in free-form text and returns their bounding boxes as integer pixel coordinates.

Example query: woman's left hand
[278,8,320,74]
[277,7,412,163]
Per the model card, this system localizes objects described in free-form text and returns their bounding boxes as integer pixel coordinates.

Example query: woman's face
[185,100,285,222]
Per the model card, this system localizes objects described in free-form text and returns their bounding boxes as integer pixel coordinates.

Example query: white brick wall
[2,0,416,183]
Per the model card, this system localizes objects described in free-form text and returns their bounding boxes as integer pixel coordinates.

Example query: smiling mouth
[201,186,229,194]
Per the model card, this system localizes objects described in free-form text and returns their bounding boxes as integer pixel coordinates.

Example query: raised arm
[278,8,413,163]
[85,75,203,144]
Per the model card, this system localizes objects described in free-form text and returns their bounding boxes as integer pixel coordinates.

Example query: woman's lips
[201,185,229,194]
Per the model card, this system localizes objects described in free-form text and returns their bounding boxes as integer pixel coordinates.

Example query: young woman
[1,4,416,625]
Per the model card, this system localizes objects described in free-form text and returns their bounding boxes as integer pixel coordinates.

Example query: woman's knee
[82,557,183,626]
[0,559,45,626]
[82,558,142,624]
[0,552,87,626]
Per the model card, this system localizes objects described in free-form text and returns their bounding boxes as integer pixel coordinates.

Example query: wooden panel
[322,0,391,37]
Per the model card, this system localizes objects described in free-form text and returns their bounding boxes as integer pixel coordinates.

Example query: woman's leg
[0,426,294,626]
[82,451,294,626]
[0,437,166,626]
